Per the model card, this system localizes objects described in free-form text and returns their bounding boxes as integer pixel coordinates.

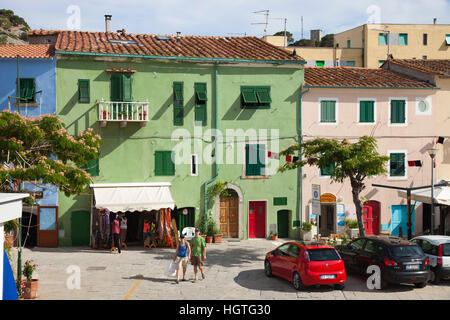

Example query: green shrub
[302,222,312,231]
[19,31,28,41]
[344,218,358,229]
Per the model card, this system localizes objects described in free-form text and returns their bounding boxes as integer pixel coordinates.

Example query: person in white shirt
[120,214,128,248]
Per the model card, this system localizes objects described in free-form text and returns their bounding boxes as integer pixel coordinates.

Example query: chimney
[105,15,112,33]
[176,31,181,43]
[433,18,437,24]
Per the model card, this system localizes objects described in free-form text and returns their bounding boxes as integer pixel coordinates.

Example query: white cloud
[4,0,450,40]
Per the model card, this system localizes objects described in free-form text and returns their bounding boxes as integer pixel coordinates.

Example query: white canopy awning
[398,185,450,206]
[90,183,175,212]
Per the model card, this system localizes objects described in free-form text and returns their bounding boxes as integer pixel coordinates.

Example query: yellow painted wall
[435,78,450,181]
[334,25,365,48]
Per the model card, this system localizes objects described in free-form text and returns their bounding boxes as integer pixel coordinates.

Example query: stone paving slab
[7,239,450,300]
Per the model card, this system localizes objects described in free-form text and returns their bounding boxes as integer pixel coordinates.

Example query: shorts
[191,256,203,266]
[175,256,189,268]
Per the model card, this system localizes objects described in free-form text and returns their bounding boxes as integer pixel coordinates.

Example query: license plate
[406,264,420,270]
[320,274,336,279]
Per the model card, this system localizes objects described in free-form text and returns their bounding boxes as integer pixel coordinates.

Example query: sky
[3,0,450,40]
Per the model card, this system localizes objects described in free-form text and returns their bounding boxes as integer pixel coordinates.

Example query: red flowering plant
[139,111,147,120]
[23,259,38,282]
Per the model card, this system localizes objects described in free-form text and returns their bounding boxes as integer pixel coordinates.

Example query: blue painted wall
[0,57,58,206]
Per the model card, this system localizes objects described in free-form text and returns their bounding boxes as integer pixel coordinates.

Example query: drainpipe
[204,62,219,224]
[297,86,310,233]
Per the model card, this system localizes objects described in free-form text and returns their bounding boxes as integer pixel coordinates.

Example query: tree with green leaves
[279,136,389,237]
[319,33,334,47]
[0,111,102,196]
[273,31,294,44]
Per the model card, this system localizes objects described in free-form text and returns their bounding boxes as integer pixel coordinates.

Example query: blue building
[0,44,58,246]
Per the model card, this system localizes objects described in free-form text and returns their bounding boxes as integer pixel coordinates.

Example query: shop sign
[320,193,336,203]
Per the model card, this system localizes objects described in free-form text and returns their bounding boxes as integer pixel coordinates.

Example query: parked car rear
[336,236,430,289]
[265,241,346,290]
[412,235,450,284]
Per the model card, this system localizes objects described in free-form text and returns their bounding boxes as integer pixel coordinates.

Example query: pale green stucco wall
[56,56,303,245]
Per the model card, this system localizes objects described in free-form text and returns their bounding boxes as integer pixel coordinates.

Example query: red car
[264,241,346,290]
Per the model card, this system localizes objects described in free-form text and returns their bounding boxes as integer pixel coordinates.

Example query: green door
[178,208,195,232]
[277,210,290,238]
[71,211,91,246]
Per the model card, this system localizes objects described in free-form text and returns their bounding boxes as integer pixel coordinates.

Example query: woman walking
[172,234,191,284]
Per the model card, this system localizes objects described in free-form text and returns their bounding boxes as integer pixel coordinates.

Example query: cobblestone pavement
[10,239,450,300]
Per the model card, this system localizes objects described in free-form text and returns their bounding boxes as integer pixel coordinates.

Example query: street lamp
[427,148,438,235]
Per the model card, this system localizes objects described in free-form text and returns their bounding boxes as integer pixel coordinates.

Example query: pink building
[302,67,438,238]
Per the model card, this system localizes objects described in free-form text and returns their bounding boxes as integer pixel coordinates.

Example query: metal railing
[98,100,149,122]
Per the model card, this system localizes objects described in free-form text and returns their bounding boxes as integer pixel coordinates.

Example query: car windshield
[442,243,450,256]
[389,245,423,257]
[307,249,341,261]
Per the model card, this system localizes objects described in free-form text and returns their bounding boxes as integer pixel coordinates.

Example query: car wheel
[292,272,305,291]
[334,284,345,290]
[430,270,441,285]
[414,282,427,289]
[264,260,273,277]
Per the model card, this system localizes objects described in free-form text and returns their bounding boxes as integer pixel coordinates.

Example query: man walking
[190,228,206,283]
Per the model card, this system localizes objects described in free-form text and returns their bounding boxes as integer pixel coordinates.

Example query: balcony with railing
[98,99,149,128]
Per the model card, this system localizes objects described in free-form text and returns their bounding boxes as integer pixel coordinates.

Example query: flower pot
[301,230,312,241]
[347,228,359,239]
[201,234,206,240]
[213,234,222,243]
[205,236,213,244]
[271,235,278,241]
[22,280,39,299]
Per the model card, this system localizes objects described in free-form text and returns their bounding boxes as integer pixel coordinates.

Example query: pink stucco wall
[302,87,438,236]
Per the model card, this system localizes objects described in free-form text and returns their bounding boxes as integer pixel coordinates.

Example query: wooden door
[277,210,289,238]
[71,211,90,246]
[249,201,266,238]
[363,201,380,236]
[219,196,239,238]
[37,206,58,247]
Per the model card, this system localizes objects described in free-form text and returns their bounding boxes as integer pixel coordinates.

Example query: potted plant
[205,216,216,244]
[195,215,208,240]
[270,231,278,241]
[207,216,222,243]
[139,110,147,120]
[22,259,39,299]
[301,222,313,241]
[102,109,110,120]
[344,218,359,239]
[4,219,16,248]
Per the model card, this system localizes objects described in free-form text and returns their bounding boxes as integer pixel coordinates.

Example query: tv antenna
[251,10,270,36]
[272,17,288,47]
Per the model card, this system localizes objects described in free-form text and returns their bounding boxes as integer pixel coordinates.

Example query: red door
[249,201,266,238]
[363,201,380,236]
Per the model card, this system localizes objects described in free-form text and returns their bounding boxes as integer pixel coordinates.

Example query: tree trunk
[350,178,366,238]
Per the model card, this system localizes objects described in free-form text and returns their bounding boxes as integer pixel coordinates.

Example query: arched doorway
[219,189,239,238]
[363,201,380,236]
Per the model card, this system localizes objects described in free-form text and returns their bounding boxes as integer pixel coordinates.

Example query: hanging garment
[165,208,174,248]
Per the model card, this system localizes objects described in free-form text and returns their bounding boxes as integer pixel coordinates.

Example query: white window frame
[415,97,432,116]
[190,154,198,176]
[318,98,338,126]
[387,150,408,180]
[388,97,408,127]
[242,141,268,178]
[357,98,377,125]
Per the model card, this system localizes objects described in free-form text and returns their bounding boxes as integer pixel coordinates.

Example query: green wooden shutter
[379,33,387,45]
[78,79,90,103]
[155,151,164,176]
[241,87,258,104]
[321,101,336,122]
[245,144,257,176]
[173,82,184,126]
[256,87,271,104]
[195,83,207,126]
[360,101,374,122]
[164,151,175,175]
[391,100,405,123]
[122,74,132,102]
[83,157,99,176]
[390,153,405,176]
[19,78,36,103]
[321,163,335,176]
[110,74,122,101]
[316,61,325,67]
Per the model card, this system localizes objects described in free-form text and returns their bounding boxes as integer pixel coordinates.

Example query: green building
[31,30,305,246]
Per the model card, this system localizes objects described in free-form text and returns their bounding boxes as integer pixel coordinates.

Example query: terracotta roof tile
[304,67,435,89]
[0,44,55,59]
[32,30,303,62]
[387,59,450,77]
